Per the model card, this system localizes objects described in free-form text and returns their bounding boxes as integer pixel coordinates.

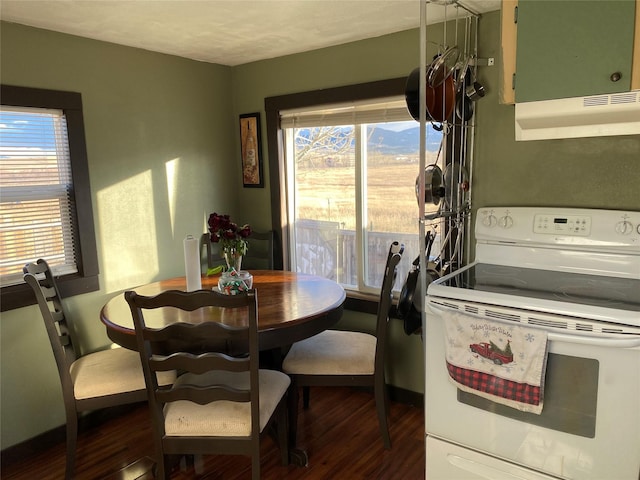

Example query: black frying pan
[398,231,434,320]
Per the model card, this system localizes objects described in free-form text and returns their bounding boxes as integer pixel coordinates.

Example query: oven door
[425,301,640,480]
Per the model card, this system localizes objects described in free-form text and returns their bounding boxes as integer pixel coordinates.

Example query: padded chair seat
[70,347,175,400]
[24,258,178,480]
[125,289,289,479]
[282,330,376,375]
[164,369,291,437]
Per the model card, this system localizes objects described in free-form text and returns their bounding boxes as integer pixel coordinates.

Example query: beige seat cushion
[282,330,376,375]
[70,346,175,400]
[163,369,290,437]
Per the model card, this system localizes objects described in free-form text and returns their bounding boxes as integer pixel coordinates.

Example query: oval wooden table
[101,270,346,352]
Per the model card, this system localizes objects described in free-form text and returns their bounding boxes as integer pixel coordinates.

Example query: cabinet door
[515,0,636,103]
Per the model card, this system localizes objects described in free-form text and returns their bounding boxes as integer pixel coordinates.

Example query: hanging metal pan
[427,46,460,87]
[427,73,455,123]
[405,64,455,124]
[442,162,470,211]
[415,163,444,206]
[455,54,472,92]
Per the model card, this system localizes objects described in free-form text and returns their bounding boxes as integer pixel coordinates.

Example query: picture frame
[239,112,264,188]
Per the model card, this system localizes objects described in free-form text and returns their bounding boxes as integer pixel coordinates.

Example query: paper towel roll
[183,235,201,292]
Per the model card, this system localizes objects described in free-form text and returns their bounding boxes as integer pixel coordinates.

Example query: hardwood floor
[2,387,425,479]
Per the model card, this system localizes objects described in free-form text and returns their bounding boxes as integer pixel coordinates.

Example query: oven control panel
[476,207,640,252]
[533,214,591,236]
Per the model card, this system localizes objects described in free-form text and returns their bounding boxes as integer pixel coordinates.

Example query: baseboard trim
[1,403,144,468]
[388,385,423,408]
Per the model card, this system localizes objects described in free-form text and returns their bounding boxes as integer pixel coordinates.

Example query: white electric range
[425,207,640,479]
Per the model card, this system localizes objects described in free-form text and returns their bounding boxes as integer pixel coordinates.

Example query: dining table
[99,269,346,467]
[100,269,346,353]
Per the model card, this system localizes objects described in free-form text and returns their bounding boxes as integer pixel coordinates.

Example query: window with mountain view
[280,98,443,295]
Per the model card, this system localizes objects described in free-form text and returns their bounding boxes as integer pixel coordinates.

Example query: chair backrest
[242,230,274,270]
[201,233,226,272]
[374,242,404,368]
[23,259,78,405]
[124,288,260,440]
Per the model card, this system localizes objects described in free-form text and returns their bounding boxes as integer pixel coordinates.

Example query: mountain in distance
[369,126,442,155]
[295,125,442,156]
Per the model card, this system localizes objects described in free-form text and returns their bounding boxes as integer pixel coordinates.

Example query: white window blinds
[0,106,78,286]
[280,97,412,128]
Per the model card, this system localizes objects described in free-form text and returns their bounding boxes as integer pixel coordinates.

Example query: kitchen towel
[443,311,549,414]
[183,235,202,292]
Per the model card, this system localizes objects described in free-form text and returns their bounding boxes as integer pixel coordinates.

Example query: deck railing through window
[295,219,426,292]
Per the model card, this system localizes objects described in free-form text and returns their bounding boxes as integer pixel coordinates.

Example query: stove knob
[482,214,497,227]
[615,220,633,235]
[499,215,514,229]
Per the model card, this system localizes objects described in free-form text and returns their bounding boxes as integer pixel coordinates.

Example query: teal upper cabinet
[514,0,636,103]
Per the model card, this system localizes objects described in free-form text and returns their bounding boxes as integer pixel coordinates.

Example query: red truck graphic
[470,341,513,365]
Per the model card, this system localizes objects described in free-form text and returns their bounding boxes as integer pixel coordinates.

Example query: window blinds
[0,106,77,286]
[280,97,413,128]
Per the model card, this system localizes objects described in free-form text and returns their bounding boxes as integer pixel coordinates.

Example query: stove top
[440,263,640,312]
[427,207,640,327]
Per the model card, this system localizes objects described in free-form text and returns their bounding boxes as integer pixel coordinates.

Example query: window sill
[1,274,99,312]
[345,290,378,311]
[345,290,399,317]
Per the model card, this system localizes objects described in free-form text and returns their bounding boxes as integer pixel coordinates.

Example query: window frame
[265,77,408,275]
[1,85,99,311]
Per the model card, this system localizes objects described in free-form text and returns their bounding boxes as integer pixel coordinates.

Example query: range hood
[515,90,640,141]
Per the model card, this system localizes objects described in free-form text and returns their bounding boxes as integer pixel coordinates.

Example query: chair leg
[302,386,310,409]
[193,454,204,474]
[288,383,300,447]
[153,455,170,480]
[374,376,392,449]
[179,454,203,474]
[65,414,78,480]
[252,449,260,480]
[277,400,289,466]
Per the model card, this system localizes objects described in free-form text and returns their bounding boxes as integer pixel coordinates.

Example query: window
[0,85,99,311]
[266,79,445,296]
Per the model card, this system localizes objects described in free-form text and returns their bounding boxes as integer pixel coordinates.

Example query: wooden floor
[2,387,425,479]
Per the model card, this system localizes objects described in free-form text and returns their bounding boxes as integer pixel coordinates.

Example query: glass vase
[223,247,243,272]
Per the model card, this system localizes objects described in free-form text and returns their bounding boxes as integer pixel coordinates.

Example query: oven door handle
[548,332,640,348]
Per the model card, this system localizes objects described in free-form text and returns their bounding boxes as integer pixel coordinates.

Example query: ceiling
[0,0,500,66]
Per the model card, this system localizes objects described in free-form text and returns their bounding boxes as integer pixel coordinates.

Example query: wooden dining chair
[124,288,290,480]
[200,232,226,272]
[282,241,404,449]
[201,230,274,272]
[242,230,275,270]
[23,258,175,480]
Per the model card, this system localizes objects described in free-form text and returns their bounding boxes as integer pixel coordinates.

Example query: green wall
[231,10,639,234]
[229,27,430,398]
[0,22,237,449]
[228,9,639,398]
[2,8,639,450]
[473,13,640,212]
[229,27,424,229]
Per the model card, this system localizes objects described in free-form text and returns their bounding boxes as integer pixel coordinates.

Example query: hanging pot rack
[415,0,481,303]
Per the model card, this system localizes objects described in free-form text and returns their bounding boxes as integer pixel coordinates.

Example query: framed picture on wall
[239,112,264,188]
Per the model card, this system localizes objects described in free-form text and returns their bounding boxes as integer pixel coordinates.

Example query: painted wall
[228,9,639,400]
[2,7,639,450]
[231,10,640,239]
[472,12,640,214]
[230,27,424,231]
[0,22,236,449]
[230,27,430,397]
